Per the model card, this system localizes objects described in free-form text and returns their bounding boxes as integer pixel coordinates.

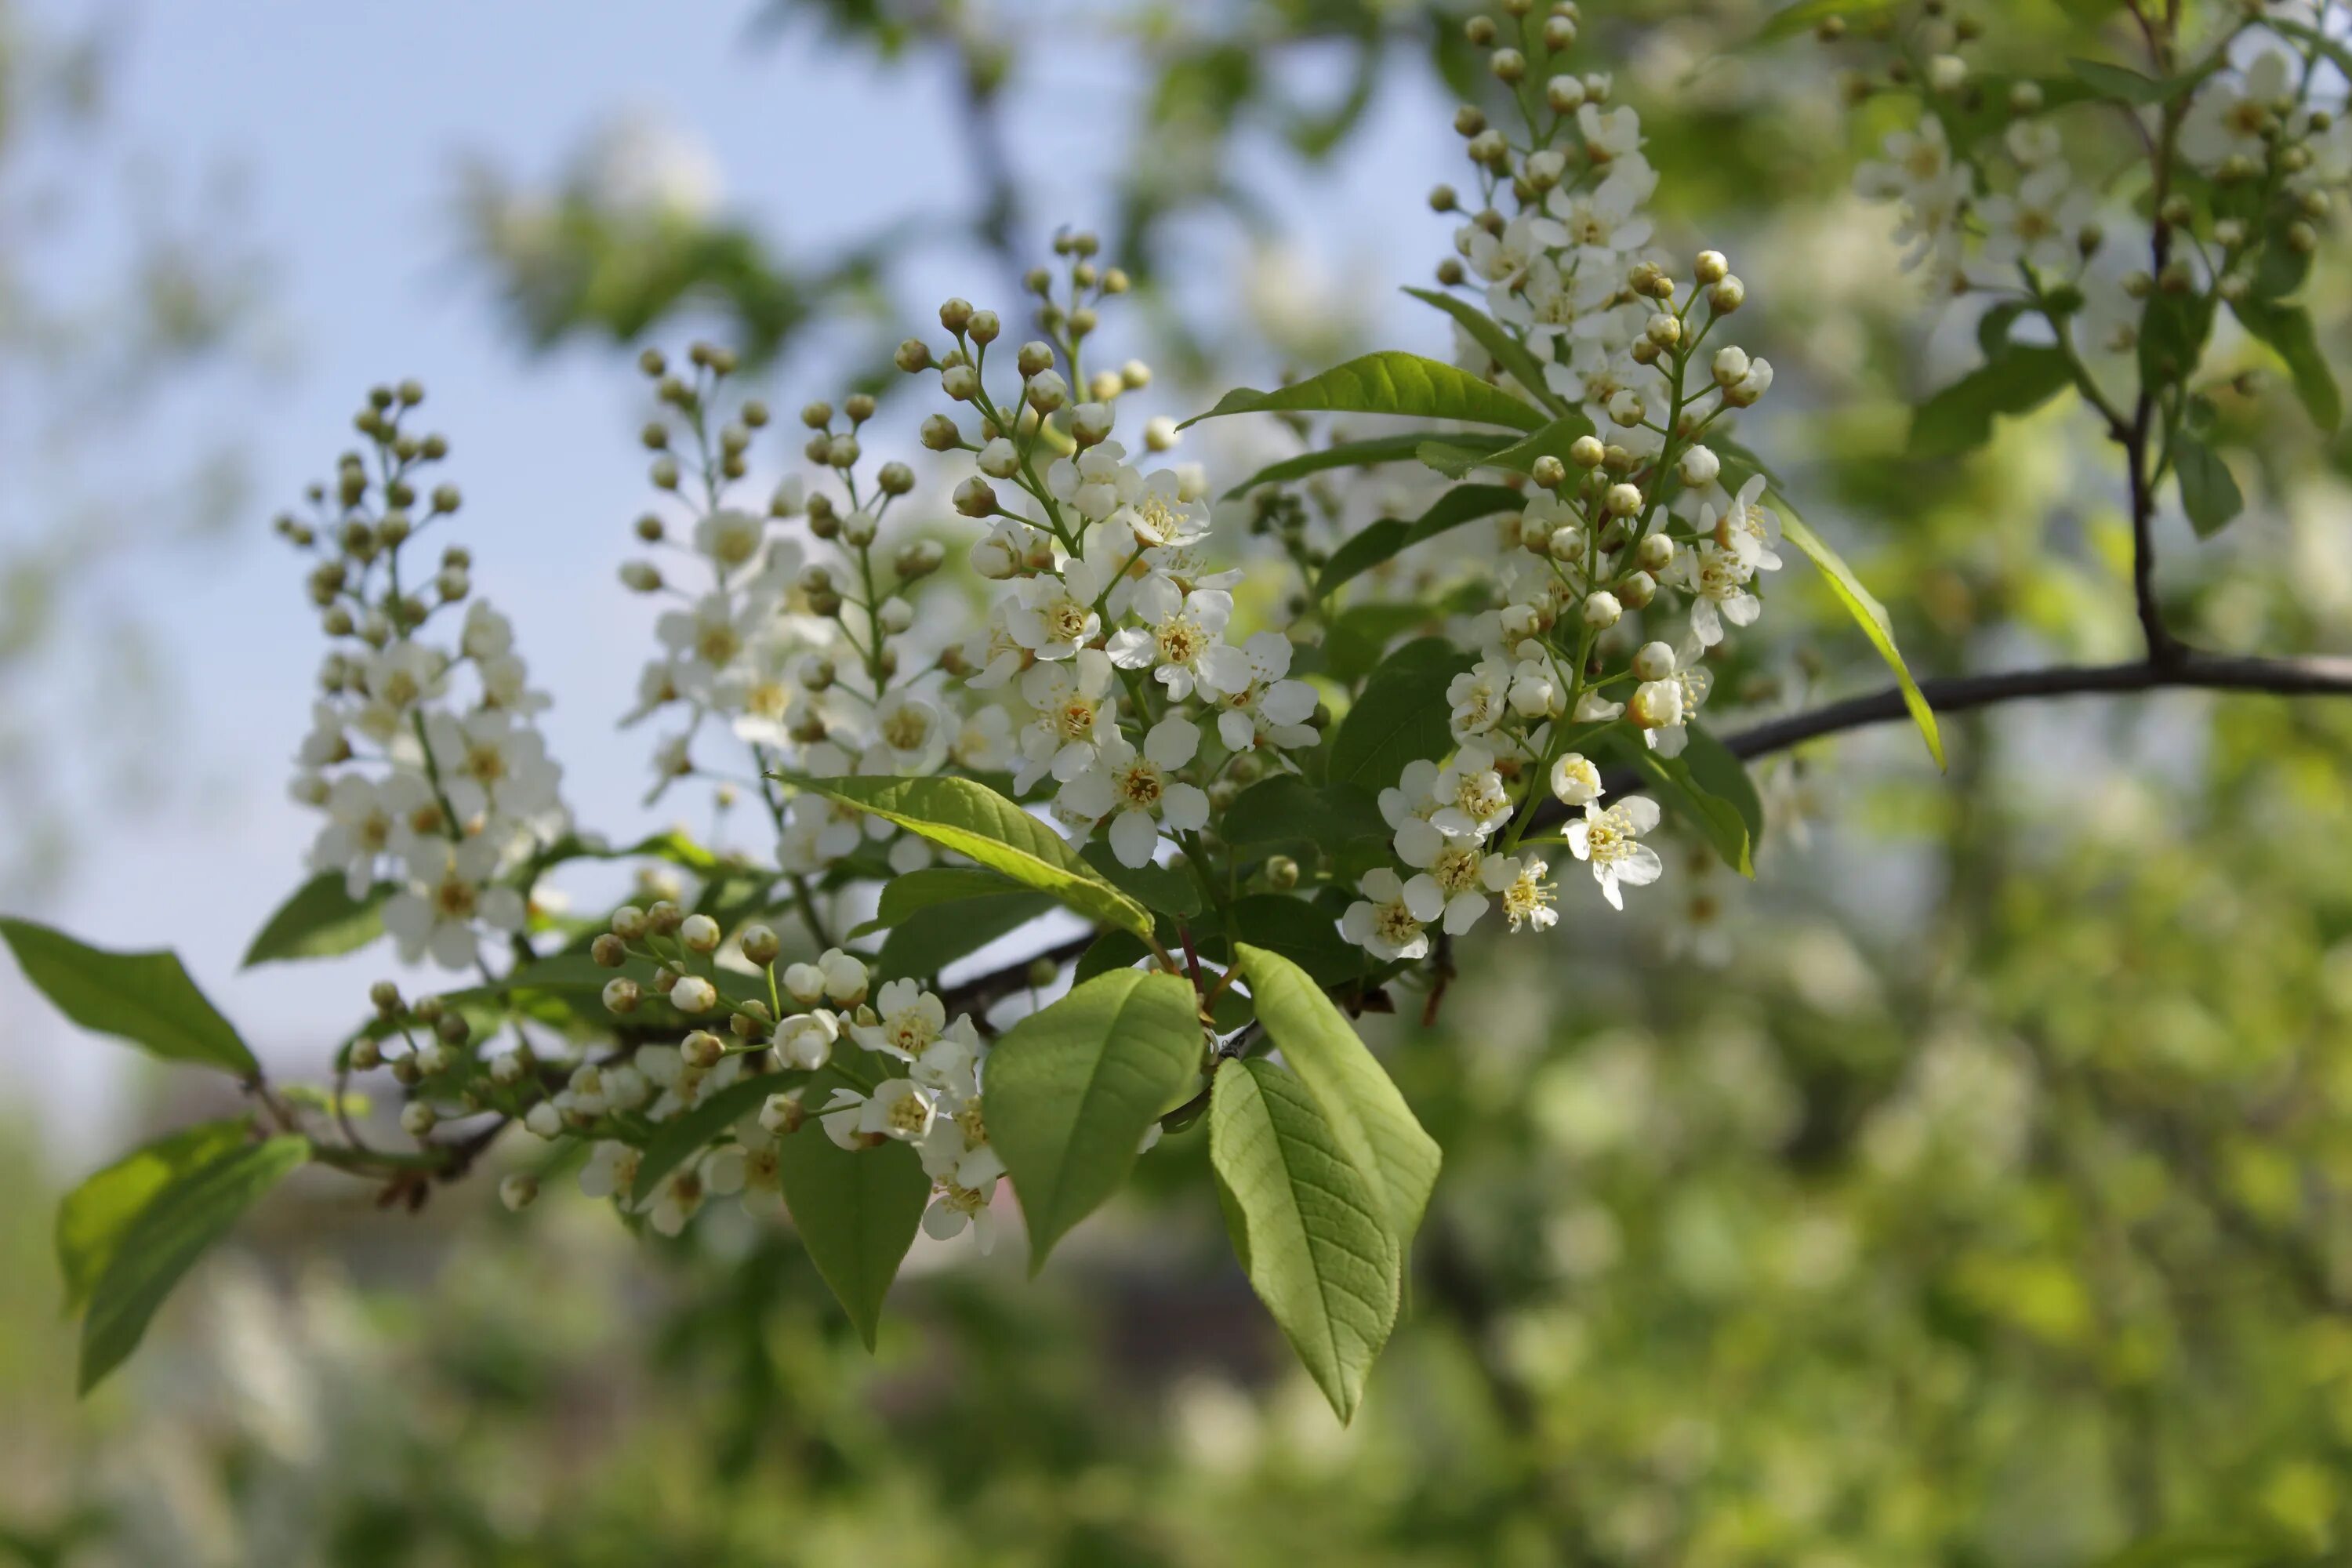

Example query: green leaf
[1080,842,1202,920]
[1772,496,1947,770]
[1908,347,2074,457]
[881,893,1058,982]
[1074,929,1152,985]
[1236,945,1439,1240]
[1680,724,1767,851]
[1603,734,1756,878]
[1401,288,1569,415]
[79,1135,308,1393]
[1208,1058,1401,1424]
[1181,351,1548,434]
[631,1072,793,1205]
[2139,290,2216,388]
[1218,432,1505,499]
[1417,438,1512,478]
[1756,0,1900,42]
[783,775,1152,941]
[1455,412,1602,480]
[1,917,258,1076]
[775,1074,934,1351]
[2067,56,2180,103]
[1323,603,1444,685]
[1316,484,1524,597]
[849,866,1024,938]
[2233,297,2342,434]
[2173,435,2245,539]
[1217,898,1367,987]
[1328,641,1475,791]
[241,874,390,967]
[56,1120,251,1315]
[1223,776,1388,852]
[985,969,1203,1272]
[1976,300,2032,359]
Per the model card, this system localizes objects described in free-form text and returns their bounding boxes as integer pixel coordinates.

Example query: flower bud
[670,975,718,1014]
[603,978,642,1015]
[896,539,946,581]
[1551,752,1602,806]
[1708,275,1746,314]
[500,1174,539,1211]
[680,913,720,954]
[783,962,826,1006]
[941,365,979,401]
[760,1092,806,1136]
[1583,590,1622,628]
[1646,313,1682,348]
[1530,454,1567,488]
[1548,524,1584,561]
[1605,482,1643,517]
[741,924,781,965]
[820,949,869,1007]
[647,900,684,935]
[939,297,975,333]
[683,1029,726,1069]
[1546,74,1586,112]
[1637,533,1677,572]
[1629,677,1685,730]
[1570,434,1606,468]
[1618,569,1657,608]
[1633,641,1677,681]
[1712,346,1751,387]
[1679,445,1721,487]
[954,477,1000,517]
[967,309,1001,343]
[1017,340,1056,377]
[401,1102,437,1138]
[1025,371,1069,413]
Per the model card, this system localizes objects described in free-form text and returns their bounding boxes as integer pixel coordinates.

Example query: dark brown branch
[1704,650,2352,763]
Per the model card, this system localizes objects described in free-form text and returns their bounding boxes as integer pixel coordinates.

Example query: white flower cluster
[538,903,1007,1248]
[280,387,568,973]
[956,426,1319,869]
[1324,26,1787,964]
[1449,86,1773,455]
[612,347,1001,884]
[1849,10,2348,360]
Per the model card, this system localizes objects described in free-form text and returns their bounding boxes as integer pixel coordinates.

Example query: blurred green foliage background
[8,0,2352,1563]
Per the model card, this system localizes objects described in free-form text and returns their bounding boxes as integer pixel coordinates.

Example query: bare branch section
[1708,651,2352,762]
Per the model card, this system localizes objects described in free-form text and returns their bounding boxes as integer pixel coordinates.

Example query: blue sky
[2,1,1459,1154]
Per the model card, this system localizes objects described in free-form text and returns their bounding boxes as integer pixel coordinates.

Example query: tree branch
[935,649,2352,1008]
[1701,650,2352,764]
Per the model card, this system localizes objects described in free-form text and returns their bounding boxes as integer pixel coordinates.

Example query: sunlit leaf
[2,918,257,1076]
[783,775,1152,941]
[1181,351,1548,433]
[1771,495,1947,769]
[986,969,1203,1272]
[1208,1058,1400,1423]
[80,1136,308,1393]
